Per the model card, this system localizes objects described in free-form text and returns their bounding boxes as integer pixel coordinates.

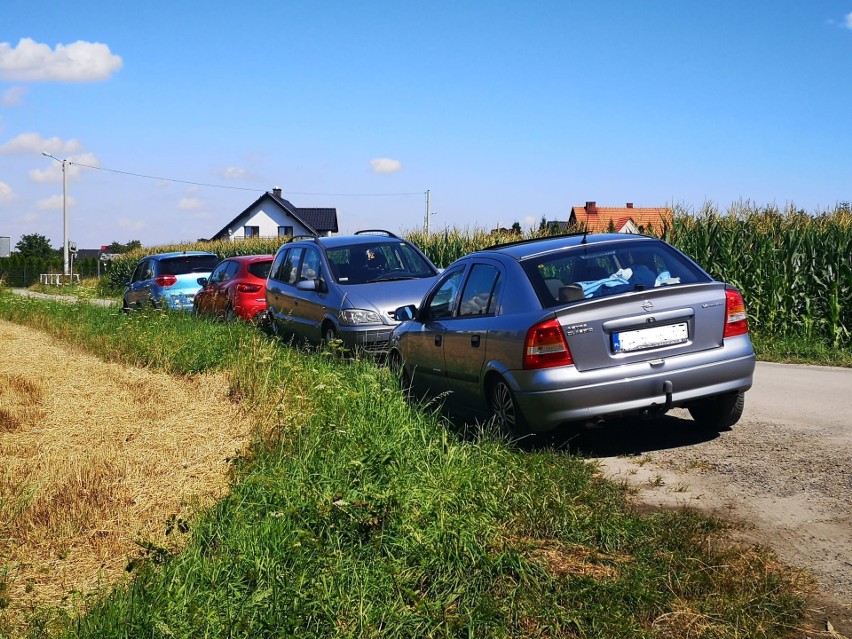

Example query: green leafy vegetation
[0,295,808,638]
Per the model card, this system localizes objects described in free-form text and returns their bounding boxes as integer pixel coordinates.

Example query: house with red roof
[569,201,672,235]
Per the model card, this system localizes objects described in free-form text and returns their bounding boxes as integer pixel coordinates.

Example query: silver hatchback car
[389,233,756,435]
[266,230,440,352]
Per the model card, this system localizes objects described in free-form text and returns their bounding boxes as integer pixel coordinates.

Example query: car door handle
[471,334,481,347]
[434,335,442,347]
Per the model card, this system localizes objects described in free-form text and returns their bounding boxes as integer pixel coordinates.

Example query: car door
[267,248,303,337]
[213,260,240,318]
[196,260,230,316]
[441,261,504,409]
[404,266,466,398]
[289,247,327,343]
[126,258,154,307]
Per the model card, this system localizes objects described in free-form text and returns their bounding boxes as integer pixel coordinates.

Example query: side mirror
[296,279,318,292]
[197,277,208,287]
[393,304,418,322]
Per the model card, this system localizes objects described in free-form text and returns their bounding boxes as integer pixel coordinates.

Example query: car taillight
[236,283,262,293]
[723,288,749,338]
[154,275,177,287]
[524,318,573,369]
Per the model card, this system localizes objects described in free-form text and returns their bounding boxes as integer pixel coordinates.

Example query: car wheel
[323,323,339,344]
[488,377,531,440]
[225,305,236,322]
[687,391,745,431]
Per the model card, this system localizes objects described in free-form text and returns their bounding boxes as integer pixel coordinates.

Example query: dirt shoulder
[554,362,852,635]
[0,320,253,632]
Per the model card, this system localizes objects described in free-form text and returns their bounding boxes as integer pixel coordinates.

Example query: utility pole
[42,152,70,279]
[424,189,431,235]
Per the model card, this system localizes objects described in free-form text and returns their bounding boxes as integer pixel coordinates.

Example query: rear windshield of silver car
[160,255,220,275]
[326,242,436,284]
[522,241,711,308]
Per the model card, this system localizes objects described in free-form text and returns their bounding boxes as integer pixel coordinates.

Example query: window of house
[278,226,294,237]
[245,226,260,238]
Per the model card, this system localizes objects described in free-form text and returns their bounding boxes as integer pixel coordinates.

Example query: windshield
[522,241,710,308]
[326,242,436,284]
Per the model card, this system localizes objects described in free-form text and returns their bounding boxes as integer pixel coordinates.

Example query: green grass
[0,293,808,638]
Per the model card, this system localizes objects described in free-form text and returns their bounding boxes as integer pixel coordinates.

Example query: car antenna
[581,225,589,244]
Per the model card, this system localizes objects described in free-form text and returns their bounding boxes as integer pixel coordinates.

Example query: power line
[69,160,425,197]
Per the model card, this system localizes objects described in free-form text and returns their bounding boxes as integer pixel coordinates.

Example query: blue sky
[2,1,851,250]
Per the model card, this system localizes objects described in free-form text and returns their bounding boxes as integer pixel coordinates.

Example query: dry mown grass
[0,320,254,629]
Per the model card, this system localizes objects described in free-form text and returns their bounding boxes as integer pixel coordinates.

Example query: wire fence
[0,265,104,288]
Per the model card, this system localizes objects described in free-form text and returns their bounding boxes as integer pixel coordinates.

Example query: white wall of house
[224,204,314,240]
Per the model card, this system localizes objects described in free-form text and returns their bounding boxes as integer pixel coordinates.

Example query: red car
[193,255,273,323]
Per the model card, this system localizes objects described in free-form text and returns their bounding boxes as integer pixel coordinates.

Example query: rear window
[248,260,272,279]
[159,255,219,276]
[523,241,710,308]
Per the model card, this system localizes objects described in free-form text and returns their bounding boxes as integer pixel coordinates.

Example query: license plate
[612,322,688,353]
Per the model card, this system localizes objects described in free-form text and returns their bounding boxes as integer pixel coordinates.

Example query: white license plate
[612,322,688,353]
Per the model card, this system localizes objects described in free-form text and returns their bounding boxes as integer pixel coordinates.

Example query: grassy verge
[0,292,809,638]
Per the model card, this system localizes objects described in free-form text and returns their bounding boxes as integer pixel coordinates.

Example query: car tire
[488,377,531,441]
[687,391,745,431]
[323,323,339,344]
[225,305,236,323]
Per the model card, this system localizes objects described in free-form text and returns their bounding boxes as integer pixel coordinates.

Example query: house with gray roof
[209,187,338,241]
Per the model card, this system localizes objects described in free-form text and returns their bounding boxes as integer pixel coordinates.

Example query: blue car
[123,251,220,312]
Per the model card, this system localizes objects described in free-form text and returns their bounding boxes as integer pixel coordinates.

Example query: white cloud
[119,218,147,232]
[36,194,76,210]
[845,11,852,29]
[1,132,83,155]
[0,38,123,82]
[0,180,14,203]
[22,212,39,223]
[2,86,27,106]
[178,197,203,210]
[29,152,100,183]
[370,158,402,174]
[522,215,537,229]
[223,166,246,179]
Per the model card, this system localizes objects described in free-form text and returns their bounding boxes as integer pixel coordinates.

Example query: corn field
[406,203,851,349]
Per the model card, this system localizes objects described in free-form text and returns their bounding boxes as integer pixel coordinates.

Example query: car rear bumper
[162,292,197,311]
[235,300,267,321]
[509,336,756,432]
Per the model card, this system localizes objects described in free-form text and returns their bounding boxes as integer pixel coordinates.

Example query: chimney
[585,201,597,212]
[272,186,282,198]
[626,202,633,208]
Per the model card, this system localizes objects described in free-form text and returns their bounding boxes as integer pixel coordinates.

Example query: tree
[105,240,142,254]
[15,233,56,259]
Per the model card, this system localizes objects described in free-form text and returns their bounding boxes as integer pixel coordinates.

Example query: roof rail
[289,234,320,243]
[354,229,400,239]
[482,231,589,251]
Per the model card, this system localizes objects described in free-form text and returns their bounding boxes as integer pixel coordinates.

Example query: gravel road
[556,362,852,634]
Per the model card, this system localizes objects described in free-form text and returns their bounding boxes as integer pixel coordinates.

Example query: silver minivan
[389,233,756,435]
[266,231,440,353]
